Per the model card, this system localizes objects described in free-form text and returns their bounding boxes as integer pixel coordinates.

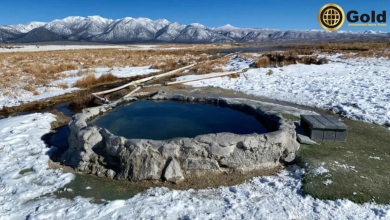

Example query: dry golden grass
[58,83,69,89]
[0,48,220,97]
[253,51,329,68]
[284,41,390,59]
[239,53,256,60]
[266,69,274,75]
[69,91,97,109]
[315,41,389,51]
[340,50,390,59]
[73,73,119,88]
[227,73,241,79]
[22,85,39,95]
[254,57,270,68]
[22,85,36,92]
[166,54,231,77]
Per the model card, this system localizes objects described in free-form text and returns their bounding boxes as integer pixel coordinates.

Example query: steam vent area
[60,91,300,186]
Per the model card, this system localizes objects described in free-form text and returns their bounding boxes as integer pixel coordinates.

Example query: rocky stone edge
[60,91,300,183]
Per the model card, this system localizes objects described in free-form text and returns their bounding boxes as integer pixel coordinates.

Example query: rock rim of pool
[60,91,300,184]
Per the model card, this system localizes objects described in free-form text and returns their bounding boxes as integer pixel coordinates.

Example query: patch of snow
[122,45,191,50]
[0,113,74,218]
[177,56,390,125]
[0,87,79,109]
[222,55,254,71]
[1,114,390,219]
[177,72,225,81]
[368,156,381,160]
[334,161,358,173]
[314,166,329,175]
[0,45,130,53]
[323,179,333,185]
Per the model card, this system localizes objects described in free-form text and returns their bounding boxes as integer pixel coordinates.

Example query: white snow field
[0,45,129,53]
[0,66,158,109]
[0,87,78,110]
[1,113,390,220]
[0,45,188,53]
[177,55,390,125]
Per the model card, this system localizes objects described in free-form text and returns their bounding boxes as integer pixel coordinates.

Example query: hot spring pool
[91,100,269,140]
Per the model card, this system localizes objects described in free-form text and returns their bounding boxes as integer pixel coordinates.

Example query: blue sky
[1,0,388,32]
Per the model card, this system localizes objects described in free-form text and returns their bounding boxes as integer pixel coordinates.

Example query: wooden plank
[91,53,235,98]
[124,86,141,98]
[166,68,249,86]
[92,94,110,104]
[92,63,196,96]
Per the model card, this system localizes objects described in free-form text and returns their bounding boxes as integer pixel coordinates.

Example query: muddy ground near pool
[135,166,281,190]
[49,160,280,204]
[49,160,283,188]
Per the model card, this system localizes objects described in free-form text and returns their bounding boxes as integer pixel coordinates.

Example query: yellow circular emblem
[318,4,345,31]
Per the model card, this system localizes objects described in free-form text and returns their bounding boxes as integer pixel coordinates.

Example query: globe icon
[323,8,340,26]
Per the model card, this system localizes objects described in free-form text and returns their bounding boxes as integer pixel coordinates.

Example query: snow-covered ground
[0,87,79,109]
[0,45,129,53]
[0,45,190,53]
[222,55,254,71]
[0,66,159,109]
[2,53,390,218]
[177,55,390,125]
[1,113,390,219]
[122,45,192,50]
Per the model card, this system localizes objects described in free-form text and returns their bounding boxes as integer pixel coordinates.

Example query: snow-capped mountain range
[0,16,388,43]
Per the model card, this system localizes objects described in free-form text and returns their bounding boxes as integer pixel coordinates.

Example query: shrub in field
[58,83,69,89]
[23,85,39,95]
[73,74,97,88]
[69,91,96,109]
[317,57,328,64]
[266,69,274,75]
[254,56,270,68]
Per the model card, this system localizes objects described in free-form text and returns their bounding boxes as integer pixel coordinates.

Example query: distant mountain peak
[190,23,205,28]
[0,15,388,44]
[221,24,236,28]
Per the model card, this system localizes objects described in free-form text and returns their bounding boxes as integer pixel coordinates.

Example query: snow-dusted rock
[164,158,184,183]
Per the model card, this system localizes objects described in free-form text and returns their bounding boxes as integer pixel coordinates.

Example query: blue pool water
[91,100,269,140]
